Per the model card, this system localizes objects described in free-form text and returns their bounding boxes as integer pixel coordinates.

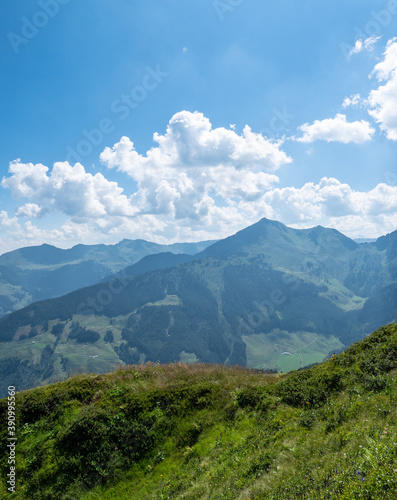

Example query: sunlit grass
[1,323,397,499]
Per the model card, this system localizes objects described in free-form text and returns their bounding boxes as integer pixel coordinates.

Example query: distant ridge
[0,239,214,317]
[103,252,195,282]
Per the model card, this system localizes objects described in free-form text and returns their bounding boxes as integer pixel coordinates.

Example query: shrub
[176,421,203,447]
[51,323,64,337]
[104,330,114,343]
[274,366,343,407]
[68,321,100,343]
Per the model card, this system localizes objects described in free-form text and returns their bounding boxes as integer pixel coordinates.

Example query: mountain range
[0,239,213,317]
[0,217,396,397]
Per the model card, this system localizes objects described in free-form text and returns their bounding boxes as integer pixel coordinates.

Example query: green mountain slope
[0,240,213,317]
[102,252,195,282]
[0,218,395,396]
[1,323,396,499]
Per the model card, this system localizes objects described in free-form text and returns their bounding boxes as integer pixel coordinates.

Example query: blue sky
[0,0,397,252]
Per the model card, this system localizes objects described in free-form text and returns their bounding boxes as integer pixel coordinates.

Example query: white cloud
[208,168,278,199]
[261,178,397,223]
[15,203,46,218]
[0,176,396,253]
[342,94,362,108]
[0,112,292,252]
[0,211,62,252]
[2,160,139,218]
[296,113,375,144]
[327,213,397,239]
[1,111,397,253]
[100,110,289,219]
[370,37,397,80]
[0,211,19,229]
[349,36,381,57]
[101,111,291,175]
[367,38,397,140]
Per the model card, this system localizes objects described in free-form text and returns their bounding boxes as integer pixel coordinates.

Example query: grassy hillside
[1,323,397,499]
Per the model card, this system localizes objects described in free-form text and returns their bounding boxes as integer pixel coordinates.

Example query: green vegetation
[104,330,114,343]
[243,330,344,372]
[0,240,212,318]
[0,218,396,397]
[1,323,397,499]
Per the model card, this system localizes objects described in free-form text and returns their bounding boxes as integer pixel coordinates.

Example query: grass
[243,330,343,372]
[0,313,131,393]
[145,295,182,307]
[1,323,397,499]
[318,278,367,312]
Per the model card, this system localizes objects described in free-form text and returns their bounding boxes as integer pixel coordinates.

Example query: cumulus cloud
[327,213,397,239]
[2,160,139,218]
[100,111,288,218]
[15,203,46,218]
[1,176,397,253]
[0,112,294,252]
[342,94,362,108]
[349,36,381,57]
[0,211,19,228]
[296,114,375,144]
[300,38,397,143]
[0,210,62,253]
[1,111,397,253]
[101,111,291,175]
[367,38,397,140]
[262,178,397,224]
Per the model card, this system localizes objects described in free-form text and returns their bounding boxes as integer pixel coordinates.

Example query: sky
[1,0,397,253]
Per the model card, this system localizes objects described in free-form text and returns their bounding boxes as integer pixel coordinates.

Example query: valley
[0,218,395,397]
